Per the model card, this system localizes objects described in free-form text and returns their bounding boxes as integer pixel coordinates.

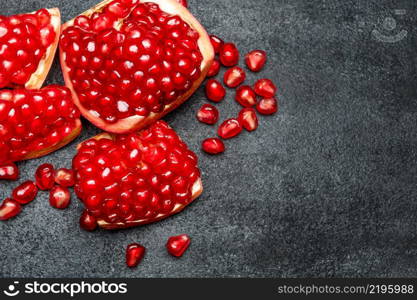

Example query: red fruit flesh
[223,66,246,88]
[166,234,190,257]
[35,163,55,190]
[202,138,225,155]
[253,78,276,98]
[245,50,267,72]
[12,180,38,204]
[0,163,19,180]
[209,35,223,54]
[218,118,242,139]
[80,210,98,231]
[175,0,188,7]
[256,98,278,115]
[0,86,82,165]
[219,43,239,67]
[49,185,71,209]
[54,168,75,187]
[206,59,220,77]
[235,85,257,107]
[126,243,146,267]
[60,0,214,134]
[0,198,21,221]
[205,79,225,102]
[0,8,60,89]
[196,103,219,125]
[73,120,203,230]
[238,108,258,132]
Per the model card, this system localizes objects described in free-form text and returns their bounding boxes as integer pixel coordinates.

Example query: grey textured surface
[1,0,417,278]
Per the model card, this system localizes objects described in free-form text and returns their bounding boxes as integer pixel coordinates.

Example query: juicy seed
[209,35,223,54]
[205,79,226,102]
[238,108,258,132]
[245,50,267,72]
[126,243,146,267]
[35,163,55,190]
[175,0,188,7]
[54,168,75,187]
[49,185,71,209]
[223,66,246,88]
[12,180,38,204]
[166,234,191,257]
[207,59,220,77]
[202,138,225,155]
[0,198,21,221]
[256,98,278,115]
[79,210,98,231]
[219,43,239,67]
[235,85,257,107]
[218,118,243,139]
[253,79,277,98]
[0,163,19,180]
[196,104,219,125]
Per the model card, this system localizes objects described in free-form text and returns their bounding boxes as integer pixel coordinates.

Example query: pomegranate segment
[218,118,242,139]
[60,0,214,134]
[256,97,278,115]
[54,168,75,187]
[0,8,61,89]
[238,108,258,132]
[219,43,239,67]
[166,234,190,257]
[207,59,220,77]
[245,50,267,72]
[223,66,246,88]
[126,243,146,267]
[80,210,98,231]
[73,120,203,230]
[205,79,225,102]
[202,138,225,155]
[0,86,82,165]
[49,185,71,209]
[0,198,21,221]
[0,163,19,180]
[35,163,55,190]
[196,103,219,125]
[253,78,276,98]
[235,85,257,107]
[12,180,38,204]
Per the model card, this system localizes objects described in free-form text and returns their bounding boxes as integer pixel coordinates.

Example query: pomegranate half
[60,0,214,134]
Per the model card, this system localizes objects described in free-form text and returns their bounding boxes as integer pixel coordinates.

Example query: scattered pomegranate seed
[0,163,19,180]
[166,234,191,257]
[219,43,239,67]
[205,79,226,102]
[12,181,38,204]
[202,138,225,155]
[207,60,221,77]
[238,108,259,132]
[54,168,75,187]
[253,79,277,98]
[209,35,224,54]
[35,163,55,190]
[49,185,71,209]
[126,243,146,267]
[0,198,22,221]
[218,118,243,139]
[175,0,188,7]
[223,66,246,88]
[79,210,98,231]
[197,104,219,125]
[245,50,267,72]
[235,85,257,107]
[256,98,278,115]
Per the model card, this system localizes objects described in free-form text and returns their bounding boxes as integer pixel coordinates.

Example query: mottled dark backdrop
[1,0,417,278]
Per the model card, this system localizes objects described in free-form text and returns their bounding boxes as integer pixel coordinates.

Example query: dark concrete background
[1,0,417,278]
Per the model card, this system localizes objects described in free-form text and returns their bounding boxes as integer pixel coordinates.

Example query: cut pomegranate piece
[49,185,71,209]
[35,163,55,190]
[202,138,225,155]
[235,85,257,107]
[218,118,242,139]
[223,66,246,88]
[0,163,19,180]
[245,50,267,72]
[54,168,75,187]
[256,97,278,115]
[73,120,203,230]
[175,0,188,7]
[166,234,190,257]
[80,210,98,231]
[196,104,219,125]
[12,180,38,204]
[0,8,61,89]
[205,79,225,102]
[0,86,82,165]
[219,43,239,67]
[0,198,22,221]
[60,0,214,134]
[207,59,220,77]
[209,35,223,54]
[253,79,276,98]
[238,108,258,132]
[126,243,146,267]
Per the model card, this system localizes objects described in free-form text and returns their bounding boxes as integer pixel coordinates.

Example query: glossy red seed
[253,79,277,98]
[245,50,267,72]
[175,0,188,7]
[202,138,225,155]
[196,104,219,125]
[238,108,258,132]
[218,118,243,139]
[54,168,75,187]
[223,66,246,88]
[207,59,220,77]
[235,85,257,107]
[205,79,226,102]
[0,198,21,221]
[126,243,146,267]
[49,185,71,209]
[12,181,38,204]
[209,35,223,54]
[166,234,191,257]
[219,43,239,67]
[79,210,98,231]
[35,163,55,190]
[256,98,278,115]
[0,163,19,180]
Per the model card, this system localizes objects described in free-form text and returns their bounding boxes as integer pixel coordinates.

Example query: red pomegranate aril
[54,168,75,187]
[79,210,98,231]
[256,98,278,115]
[253,79,277,98]
[205,79,226,102]
[12,180,38,204]
[49,185,71,209]
[0,163,19,180]
[219,43,239,67]
[175,0,188,8]
[245,50,267,72]
[235,85,257,107]
[35,163,55,190]
[207,59,220,77]
[238,108,258,132]
[166,234,191,257]
[202,138,225,155]
[209,35,223,54]
[223,66,246,88]
[0,198,22,221]
[126,243,146,267]
[218,118,243,139]
[196,104,219,125]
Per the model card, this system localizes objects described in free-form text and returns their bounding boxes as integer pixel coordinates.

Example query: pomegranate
[0,163,19,180]
[223,66,246,88]
[245,50,267,72]
[253,78,276,98]
[54,168,75,187]
[206,59,220,77]
[126,243,146,267]
[238,108,258,132]
[35,163,55,190]
[73,120,203,230]
[0,8,61,89]
[0,86,82,165]
[196,104,219,125]
[256,97,278,115]
[166,234,190,257]
[12,180,38,204]
[235,85,257,107]
[0,198,21,221]
[219,43,239,67]
[60,0,214,134]
[218,118,242,139]
[205,79,225,102]
[80,210,98,231]
[49,185,71,209]
[202,138,225,155]
[209,35,223,54]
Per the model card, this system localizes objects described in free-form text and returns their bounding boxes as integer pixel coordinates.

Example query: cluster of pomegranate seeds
[166,234,191,257]
[0,162,19,180]
[60,0,203,124]
[126,243,146,267]
[0,9,56,88]
[0,86,80,165]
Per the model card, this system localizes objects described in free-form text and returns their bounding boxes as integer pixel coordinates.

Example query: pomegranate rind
[60,0,215,134]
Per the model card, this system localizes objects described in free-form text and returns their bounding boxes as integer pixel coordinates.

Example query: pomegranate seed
[207,59,220,77]
[12,181,38,204]
[126,243,146,267]
[79,210,98,231]
[202,138,225,155]
[196,104,219,125]
[235,85,257,107]
[209,35,223,54]
[35,163,55,190]
[205,79,226,102]
[175,0,188,7]
[49,185,71,209]
[218,118,242,139]
[55,168,75,187]
[0,163,19,180]
[253,79,277,98]
[166,234,191,257]
[256,98,278,115]
[238,108,258,132]
[223,66,246,88]
[245,50,267,72]
[219,43,239,67]
[0,198,21,221]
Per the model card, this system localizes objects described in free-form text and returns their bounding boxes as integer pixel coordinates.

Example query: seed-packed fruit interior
[60,0,204,125]
[73,120,202,229]
[0,86,81,164]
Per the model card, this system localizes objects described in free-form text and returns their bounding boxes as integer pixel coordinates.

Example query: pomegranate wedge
[60,0,214,134]
[73,120,203,230]
[0,8,61,89]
